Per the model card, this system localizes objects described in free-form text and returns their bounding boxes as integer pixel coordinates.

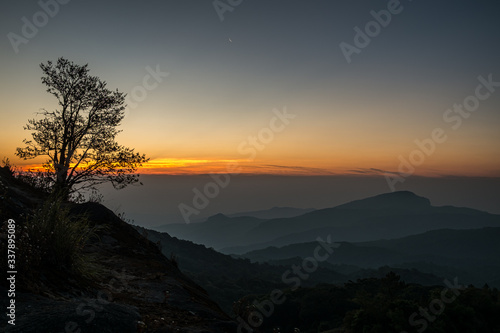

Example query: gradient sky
[1,0,499,177]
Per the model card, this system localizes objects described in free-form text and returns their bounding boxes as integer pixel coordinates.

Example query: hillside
[0,166,235,333]
[134,226,454,316]
[134,226,348,314]
[240,227,500,287]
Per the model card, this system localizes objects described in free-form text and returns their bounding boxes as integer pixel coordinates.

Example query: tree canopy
[16,57,148,197]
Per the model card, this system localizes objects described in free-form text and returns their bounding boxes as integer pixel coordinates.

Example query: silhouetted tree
[16,57,148,198]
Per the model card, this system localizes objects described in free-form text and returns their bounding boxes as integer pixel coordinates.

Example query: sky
[0,0,499,225]
[1,0,499,177]
[96,174,500,226]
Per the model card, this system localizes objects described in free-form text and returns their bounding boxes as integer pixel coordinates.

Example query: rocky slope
[0,166,235,333]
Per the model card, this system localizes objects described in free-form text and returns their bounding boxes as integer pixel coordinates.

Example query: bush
[16,194,100,284]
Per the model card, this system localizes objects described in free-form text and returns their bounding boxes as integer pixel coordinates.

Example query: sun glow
[140,158,243,174]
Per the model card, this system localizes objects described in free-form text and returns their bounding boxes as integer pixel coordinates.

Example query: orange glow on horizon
[14,157,500,178]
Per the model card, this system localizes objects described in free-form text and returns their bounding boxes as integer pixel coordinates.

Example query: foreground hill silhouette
[0,167,235,333]
[136,226,456,315]
[3,166,500,332]
[158,191,500,254]
[234,272,500,332]
[134,225,500,332]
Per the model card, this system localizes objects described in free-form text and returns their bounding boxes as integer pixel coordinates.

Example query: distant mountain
[152,207,315,226]
[360,227,500,266]
[243,241,405,268]
[155,214,265,249]
[157,191,500,254]
[335,190,432,210]
[240,227,500,287]
[226,206,315,219]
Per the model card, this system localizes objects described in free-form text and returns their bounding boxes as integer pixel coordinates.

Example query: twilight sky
[1,0,499,178]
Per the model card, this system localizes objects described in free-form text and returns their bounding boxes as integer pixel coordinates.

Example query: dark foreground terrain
[0,166,235,333]
[2,166,500,333]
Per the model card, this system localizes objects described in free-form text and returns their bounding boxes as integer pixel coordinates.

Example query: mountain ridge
[239,226,500,287]
[334,190,432,210]
[159,190,500,253]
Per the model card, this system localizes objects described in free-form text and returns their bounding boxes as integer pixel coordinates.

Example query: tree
[16,57,149,198]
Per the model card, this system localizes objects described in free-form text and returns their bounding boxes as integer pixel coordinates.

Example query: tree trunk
[54,164,70,200]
